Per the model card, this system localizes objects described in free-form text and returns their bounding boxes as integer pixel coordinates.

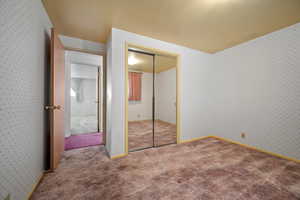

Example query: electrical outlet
[241,132,246,139]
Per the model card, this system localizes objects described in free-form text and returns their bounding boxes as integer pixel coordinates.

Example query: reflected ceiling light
[128,55,139,65]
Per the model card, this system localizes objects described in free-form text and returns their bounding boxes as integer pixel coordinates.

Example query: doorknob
[45,105,62,110]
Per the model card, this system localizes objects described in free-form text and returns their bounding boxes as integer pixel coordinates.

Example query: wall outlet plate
[241,132,246,138]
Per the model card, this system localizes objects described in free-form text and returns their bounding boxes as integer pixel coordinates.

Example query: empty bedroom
[0,0,300,200]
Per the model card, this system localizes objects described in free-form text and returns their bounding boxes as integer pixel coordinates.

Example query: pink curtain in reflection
[128,72,142,101]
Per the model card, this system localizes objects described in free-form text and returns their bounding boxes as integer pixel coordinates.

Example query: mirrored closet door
[127,48,177,152]
[154,55,177,147]
[128,50,154,151]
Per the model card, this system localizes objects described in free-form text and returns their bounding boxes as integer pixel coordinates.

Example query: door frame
[124,42,181,154]
[65,48,107,145]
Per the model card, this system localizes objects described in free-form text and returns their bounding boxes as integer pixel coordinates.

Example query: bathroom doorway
[70,64,99,135]
[64,51,104,150]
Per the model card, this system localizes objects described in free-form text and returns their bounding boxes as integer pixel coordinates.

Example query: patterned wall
[0,0,52,199]
[0,1,299,199]
[213,23,300,160]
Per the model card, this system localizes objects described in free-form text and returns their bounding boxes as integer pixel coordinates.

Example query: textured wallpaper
[108,24,300,159]
[0,1,299,199]
[213,23,300,160]
[0,0,52,199]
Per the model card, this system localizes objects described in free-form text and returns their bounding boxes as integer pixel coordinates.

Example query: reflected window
[70,88,76,97]
[128,72,142,101]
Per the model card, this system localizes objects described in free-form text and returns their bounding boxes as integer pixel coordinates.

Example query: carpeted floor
[128,120,176,151]
[65,132,103,150]
[32,137,300,200]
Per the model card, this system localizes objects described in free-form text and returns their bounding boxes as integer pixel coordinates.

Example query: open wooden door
[46,28,65,170]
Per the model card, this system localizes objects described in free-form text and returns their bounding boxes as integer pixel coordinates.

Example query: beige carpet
[32,137,300,200]
[128,120,176,151]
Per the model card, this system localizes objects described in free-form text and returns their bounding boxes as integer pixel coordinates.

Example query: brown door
[47,28,65,170]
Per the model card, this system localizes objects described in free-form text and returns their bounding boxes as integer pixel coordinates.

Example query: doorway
[64,51,104,150]
[70,64,99,134]
[125,44,180,152]
[47,30,106,170]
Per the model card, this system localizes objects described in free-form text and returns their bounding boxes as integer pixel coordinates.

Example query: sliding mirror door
[127,47,178,151]
[128,50,155,151]
[154,55,177,146]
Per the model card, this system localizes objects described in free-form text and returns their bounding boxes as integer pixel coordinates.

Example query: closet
[127,48,177,152]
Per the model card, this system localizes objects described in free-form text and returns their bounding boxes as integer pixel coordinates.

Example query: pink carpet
[65,132,103,150]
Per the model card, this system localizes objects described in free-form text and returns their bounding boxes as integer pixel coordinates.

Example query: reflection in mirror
[128,50,154,151]
[127,48,177,151]
[154,55,177,146]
